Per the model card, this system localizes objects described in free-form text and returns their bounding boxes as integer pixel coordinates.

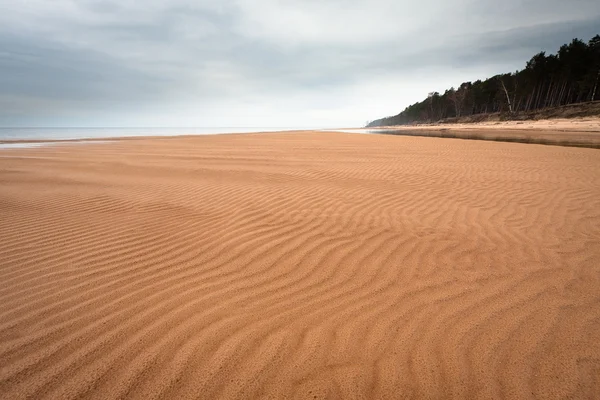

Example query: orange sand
[1,131,600,399]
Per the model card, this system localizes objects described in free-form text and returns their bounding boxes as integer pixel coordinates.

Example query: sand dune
[1,131,600,399]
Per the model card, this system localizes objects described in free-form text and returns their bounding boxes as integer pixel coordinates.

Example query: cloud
[0,0,598,127]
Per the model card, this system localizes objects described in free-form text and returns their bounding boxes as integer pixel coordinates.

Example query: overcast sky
[1,0,599,127]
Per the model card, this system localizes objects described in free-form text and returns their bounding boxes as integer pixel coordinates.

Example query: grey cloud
[0,0,598,127]
[465,17,600,64]
[0,34,169,99]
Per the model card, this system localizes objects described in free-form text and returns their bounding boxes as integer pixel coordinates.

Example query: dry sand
[1,131,600,399]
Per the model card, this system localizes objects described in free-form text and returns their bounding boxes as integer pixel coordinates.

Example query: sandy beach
[1,130,600,399]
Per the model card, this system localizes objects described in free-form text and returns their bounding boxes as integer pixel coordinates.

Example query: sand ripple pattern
[1,132,600,399]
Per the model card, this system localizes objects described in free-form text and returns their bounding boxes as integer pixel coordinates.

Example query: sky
[1,0,599,128]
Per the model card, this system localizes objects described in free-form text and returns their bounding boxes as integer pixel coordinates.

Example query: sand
[1,131,600,399]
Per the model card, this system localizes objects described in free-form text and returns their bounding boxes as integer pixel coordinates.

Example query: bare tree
[449,87,467,117]
[591,70,600,101]
[427,92,435,121]
[499,76,513,113]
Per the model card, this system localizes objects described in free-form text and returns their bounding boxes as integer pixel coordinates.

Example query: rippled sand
[1,131,599,399]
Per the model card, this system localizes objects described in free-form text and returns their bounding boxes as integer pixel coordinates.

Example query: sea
[0,127,321,149]
[0,127,319,141]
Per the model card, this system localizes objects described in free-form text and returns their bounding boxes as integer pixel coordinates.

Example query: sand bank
[1,131,599,399]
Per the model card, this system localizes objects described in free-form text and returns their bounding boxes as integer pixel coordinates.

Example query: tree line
[367,34,600,127]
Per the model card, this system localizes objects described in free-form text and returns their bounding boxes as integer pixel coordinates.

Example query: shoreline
[0,128,312,144]
[0,129,312,147]
[372,117,600,133]
[355,118,600,149]
[3,119,599,148]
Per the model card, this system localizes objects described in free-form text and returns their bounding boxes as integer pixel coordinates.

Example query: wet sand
[1,131,599,399]
[366,118,600,148]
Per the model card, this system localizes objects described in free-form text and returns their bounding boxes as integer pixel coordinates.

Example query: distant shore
[0,127,308,143]
[359,117,600,149]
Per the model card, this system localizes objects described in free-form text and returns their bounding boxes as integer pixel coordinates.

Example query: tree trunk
[551,81,562,107]
[559,81,569,105]
[592,70,600,101]
[555,82,563,106]
[563,82,570,105]
[516,97,523,112]
[535,81,544,110]
[565,85,572,105]
[527,84,537,111]
[542,80,550,108]
[500,79,513,113]
[548,83,554,107]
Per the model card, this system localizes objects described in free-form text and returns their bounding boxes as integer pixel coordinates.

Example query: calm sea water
[0,127,309,141]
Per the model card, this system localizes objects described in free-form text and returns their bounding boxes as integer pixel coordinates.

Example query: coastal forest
[367,34,600,127]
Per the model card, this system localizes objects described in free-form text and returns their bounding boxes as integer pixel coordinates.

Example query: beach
[1,130,600,399]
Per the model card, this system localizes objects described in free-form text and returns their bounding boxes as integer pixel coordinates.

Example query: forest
[367,34,600,127]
